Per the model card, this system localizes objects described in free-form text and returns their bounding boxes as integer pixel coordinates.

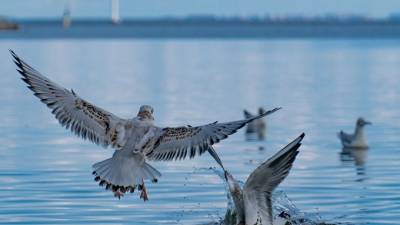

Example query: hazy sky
[1,0,400,19]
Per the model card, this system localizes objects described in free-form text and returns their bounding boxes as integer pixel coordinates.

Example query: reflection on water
[340,147,368,178]
[0,39,400,224]
[244,107,267,141]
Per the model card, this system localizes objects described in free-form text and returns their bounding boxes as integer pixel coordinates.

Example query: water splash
[272,191,337,225]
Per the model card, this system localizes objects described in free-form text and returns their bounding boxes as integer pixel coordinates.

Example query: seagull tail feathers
[92,152,161,198]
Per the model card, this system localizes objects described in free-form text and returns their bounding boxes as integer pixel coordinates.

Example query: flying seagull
[224,133,304,225]
[337,117,371,148]
[10,50,281,201]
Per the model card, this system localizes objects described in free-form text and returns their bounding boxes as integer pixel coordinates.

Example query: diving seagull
[244,107,267,140]
[224,133,304,225]
[337,117,371,148]
[10,50,281,201]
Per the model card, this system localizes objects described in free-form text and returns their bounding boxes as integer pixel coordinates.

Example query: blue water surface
[0,39,400,225]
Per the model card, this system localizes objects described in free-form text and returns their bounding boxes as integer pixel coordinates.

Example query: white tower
[111,0,121,24]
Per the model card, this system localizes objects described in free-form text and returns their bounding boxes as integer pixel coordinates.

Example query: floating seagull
[337,117,371,148]
[10,50,280,201]
[244,107,267,140]
[224,133,304,225]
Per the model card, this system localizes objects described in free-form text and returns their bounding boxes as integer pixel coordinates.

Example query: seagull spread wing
[243,133,304,225]
[11,50,127,148]
[145,107,281,161]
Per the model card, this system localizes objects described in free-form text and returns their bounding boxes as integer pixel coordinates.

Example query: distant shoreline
[2,19,400,39]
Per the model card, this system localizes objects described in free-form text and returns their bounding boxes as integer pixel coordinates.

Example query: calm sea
[0,39,400,225]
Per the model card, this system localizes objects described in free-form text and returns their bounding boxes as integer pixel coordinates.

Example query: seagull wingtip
[9,50,21,66]
[296,133,305,143]
[272,107,282,113]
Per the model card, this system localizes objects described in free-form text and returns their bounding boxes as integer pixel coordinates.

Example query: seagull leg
[114,189,124,199]
[139,179,149,201]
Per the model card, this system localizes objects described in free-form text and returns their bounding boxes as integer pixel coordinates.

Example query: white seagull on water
[224,133,304,225]
[337,117,371,148]
[10,50,280,201]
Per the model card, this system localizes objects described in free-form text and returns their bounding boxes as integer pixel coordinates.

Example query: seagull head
[357,117,372,127]
[137,105,154,120]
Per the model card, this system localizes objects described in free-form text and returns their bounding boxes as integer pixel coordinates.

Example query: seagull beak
[365,121,372,125]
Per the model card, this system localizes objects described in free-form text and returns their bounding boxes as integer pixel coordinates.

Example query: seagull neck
[230,185,245,224]
[354,125,365,138]
[225,172,245,224]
